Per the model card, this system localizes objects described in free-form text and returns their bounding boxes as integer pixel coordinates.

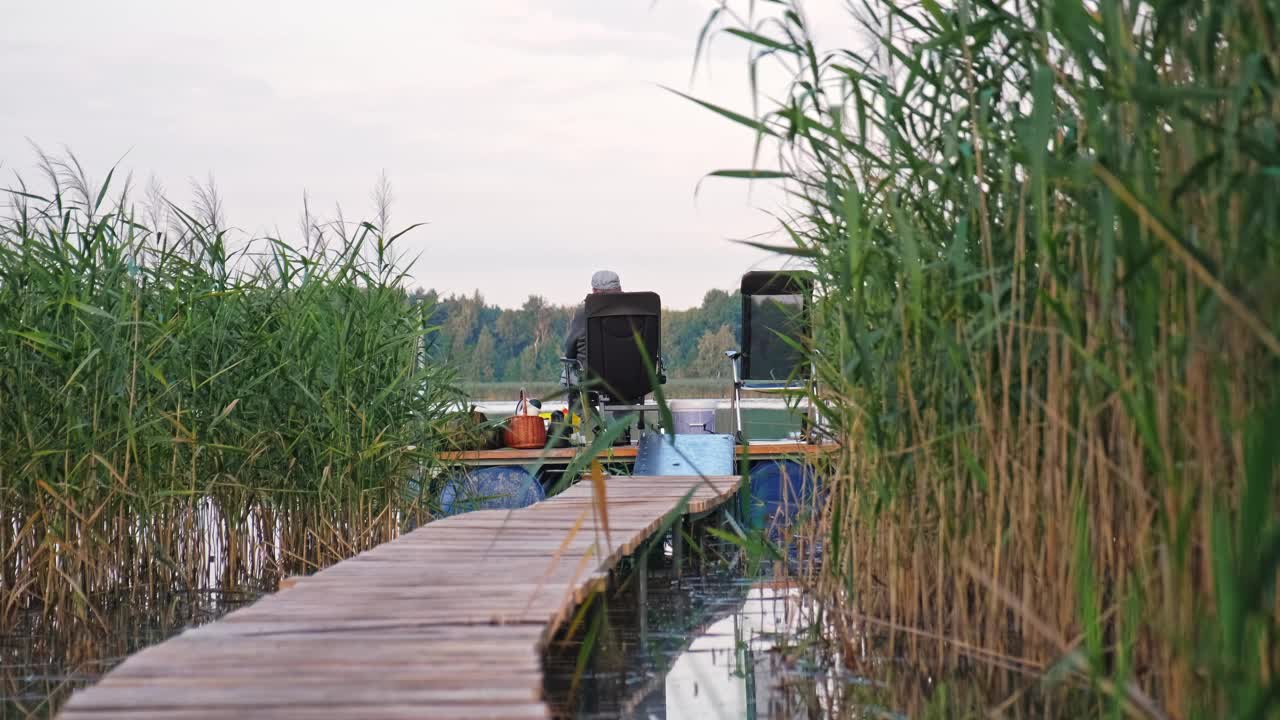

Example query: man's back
[561,270,622,386]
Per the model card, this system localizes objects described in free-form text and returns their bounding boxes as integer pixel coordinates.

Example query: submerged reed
[0,155,459,675]
[697,0,1279,716]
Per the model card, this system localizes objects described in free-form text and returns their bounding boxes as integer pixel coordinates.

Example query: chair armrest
[559,357,582,390]
[724,349,742,385]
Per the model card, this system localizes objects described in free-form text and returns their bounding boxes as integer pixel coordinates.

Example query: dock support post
[636,557,648,642]
[672,517,685,580]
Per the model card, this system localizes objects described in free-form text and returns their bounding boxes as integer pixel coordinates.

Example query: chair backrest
[584,291,661,403]
[740,270,812,384]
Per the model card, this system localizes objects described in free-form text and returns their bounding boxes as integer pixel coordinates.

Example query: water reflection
[664,582,804,719]
[541,512,948,720]
[544,540,835,720]
[1,588,261,718]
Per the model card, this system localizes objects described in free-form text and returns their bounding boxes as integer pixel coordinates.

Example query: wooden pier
[60,474,741,719]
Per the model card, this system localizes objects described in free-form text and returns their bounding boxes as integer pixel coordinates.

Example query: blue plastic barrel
[748,460,818,530]
[440,466,544,516]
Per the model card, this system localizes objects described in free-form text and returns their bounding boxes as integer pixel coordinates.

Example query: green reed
[695,0,1279,716]
[0,155,461,634]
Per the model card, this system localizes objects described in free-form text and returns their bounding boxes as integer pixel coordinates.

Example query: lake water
[542,533,890,720]
[1,588,262,718]
[544,572,808,718]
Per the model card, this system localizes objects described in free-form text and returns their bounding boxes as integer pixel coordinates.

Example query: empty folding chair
[725,270,815,442]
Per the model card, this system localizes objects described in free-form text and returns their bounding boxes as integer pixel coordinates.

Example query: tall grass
[697,0,1279,716]
[0,155,458,648]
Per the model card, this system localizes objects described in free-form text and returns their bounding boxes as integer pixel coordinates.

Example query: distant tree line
[410,289,741,383]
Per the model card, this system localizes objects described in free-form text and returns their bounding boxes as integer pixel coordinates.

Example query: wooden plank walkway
[60,474,741,720]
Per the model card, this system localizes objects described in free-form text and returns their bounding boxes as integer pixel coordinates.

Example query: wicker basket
[503,390,547,449]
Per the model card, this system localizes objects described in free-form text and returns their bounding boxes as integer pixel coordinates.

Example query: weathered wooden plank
[61,704,550,720]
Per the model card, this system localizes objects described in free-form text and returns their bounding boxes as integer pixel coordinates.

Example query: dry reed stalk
[691,0,1280,714]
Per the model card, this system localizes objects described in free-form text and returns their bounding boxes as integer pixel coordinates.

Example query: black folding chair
[724,270,815,441]
[562,291,665,442]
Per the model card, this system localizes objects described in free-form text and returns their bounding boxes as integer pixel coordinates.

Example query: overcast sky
[1,1,855,308]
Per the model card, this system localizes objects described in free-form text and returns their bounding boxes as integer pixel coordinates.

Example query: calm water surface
[1,588,262,718]
[543,536,887,720]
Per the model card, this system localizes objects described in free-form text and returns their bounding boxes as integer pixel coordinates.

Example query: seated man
[560,269,622,388]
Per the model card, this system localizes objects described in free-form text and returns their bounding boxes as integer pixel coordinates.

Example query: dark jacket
[562,304,586,365]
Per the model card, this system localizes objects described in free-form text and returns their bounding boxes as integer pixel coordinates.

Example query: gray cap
[590,270,621,292]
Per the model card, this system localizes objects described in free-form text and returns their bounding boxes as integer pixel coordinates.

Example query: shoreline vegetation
[696,0,1280,716]
[0,154,460,714]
